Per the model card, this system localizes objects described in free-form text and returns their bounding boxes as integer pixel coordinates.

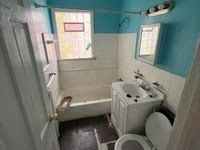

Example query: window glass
[55,11,93,59]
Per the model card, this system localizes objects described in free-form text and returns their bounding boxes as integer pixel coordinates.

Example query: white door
[0,1,59,150]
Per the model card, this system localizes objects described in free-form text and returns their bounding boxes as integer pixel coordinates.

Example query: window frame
[136,23,163,65]
[52,9,95,61]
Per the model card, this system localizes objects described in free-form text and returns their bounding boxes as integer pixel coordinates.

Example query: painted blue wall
[47,0,121,33]
[44,0,199,77]
[34,0,52,32]
[120,0,200,77]
[32,0,52,67]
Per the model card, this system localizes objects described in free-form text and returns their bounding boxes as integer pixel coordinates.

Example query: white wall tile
[59,34,118,92]
[118,33,186,114]
[93,34,118,67]
[58,32,186,114]
[61,86,111,103]
[43,34,60,104]
[118,33,137,65]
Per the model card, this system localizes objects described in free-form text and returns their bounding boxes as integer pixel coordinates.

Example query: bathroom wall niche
[136,23,163,65]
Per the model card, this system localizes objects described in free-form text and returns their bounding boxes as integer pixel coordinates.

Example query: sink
[121,83,147,98]
[113,80,164,103]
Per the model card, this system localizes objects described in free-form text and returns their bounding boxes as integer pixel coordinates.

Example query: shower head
[119,16,129,27]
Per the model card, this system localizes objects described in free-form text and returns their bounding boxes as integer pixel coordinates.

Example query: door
[0,1,59,150]
[166,40,200,150]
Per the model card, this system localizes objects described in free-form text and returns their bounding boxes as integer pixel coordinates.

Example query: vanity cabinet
[111,88,161,136]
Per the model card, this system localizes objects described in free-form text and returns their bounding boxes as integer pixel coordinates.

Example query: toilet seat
[115,112,173,150]
[115,134,151,150]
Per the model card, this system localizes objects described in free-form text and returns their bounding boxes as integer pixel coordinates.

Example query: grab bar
[47,73,56,89]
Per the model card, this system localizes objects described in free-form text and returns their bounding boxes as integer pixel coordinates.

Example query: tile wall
[58,34,119,98]
[57,32,186,113]
[118,33,186,114]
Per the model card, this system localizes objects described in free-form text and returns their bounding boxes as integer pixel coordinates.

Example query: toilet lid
[145,112,172,150]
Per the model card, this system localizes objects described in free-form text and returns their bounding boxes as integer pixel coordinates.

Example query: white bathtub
[57,85,111,121]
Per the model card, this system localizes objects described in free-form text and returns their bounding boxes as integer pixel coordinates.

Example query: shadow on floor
[59,115,118,150]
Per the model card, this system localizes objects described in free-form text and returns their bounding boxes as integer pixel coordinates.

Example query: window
[137,23,162,65]
[140,26,159,55]
[54,10,93,60]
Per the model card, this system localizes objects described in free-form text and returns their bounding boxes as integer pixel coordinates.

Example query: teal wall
[34,0,52,32]
[33,0,52,67]
[44,0,199,77]
[120,0,200,77]
[47,0,121,33]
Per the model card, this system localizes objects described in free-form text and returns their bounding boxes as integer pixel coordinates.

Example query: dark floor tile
[96,126,118,143]
[59,128,98,150]
[91,115,108,130]
[59,120,78,133]
[59,115,118,150]
[76,118,94,131]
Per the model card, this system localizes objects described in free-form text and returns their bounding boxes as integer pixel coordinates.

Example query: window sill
[58,57,96,61]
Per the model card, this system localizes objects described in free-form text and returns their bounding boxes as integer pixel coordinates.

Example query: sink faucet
[139,81,151,92]
[134,69,143,79]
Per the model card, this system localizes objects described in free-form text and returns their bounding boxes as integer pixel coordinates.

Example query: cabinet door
[111,90,117,115]
[111,90,119,127]
[114,94,121,127]
[118,96,127,136]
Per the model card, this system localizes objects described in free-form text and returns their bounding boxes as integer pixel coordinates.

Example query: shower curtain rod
[34,2,142,15]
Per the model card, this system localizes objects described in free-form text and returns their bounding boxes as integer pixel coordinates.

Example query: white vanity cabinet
[111,87,162,136]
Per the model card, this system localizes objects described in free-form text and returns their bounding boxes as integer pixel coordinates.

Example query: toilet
[115,112,173,150]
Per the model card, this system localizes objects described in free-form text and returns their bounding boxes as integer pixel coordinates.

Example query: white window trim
[51,9,95,61]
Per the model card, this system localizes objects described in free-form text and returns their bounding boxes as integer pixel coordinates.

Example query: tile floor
[59,115,118,150]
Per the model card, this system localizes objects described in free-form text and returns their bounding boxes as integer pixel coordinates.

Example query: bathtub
[57,85,111,121]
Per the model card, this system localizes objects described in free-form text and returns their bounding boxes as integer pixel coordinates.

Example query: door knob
[48,113,59,121]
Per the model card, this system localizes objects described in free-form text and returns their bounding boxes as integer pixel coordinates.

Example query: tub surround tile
[61,86,111,103]
[95,69,118,86]
[58,34,118,94]
[58,32,186,114]
[59,68,117,90]
[58,34,118,72]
